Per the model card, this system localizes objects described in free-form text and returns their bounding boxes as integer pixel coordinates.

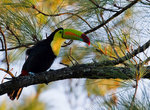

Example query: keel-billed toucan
[8,28,90,100]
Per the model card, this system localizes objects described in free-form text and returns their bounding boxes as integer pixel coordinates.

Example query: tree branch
[100,39,150,66]
[89,0,118,12]
[6,25,21,45]
[32,5,93,29]
[0,39,149,96]
[0,64,150,96]
[0,43,34,51]
[0,27,9,71]
[84,0,139,34]
[0,36,149,96]
[0,37,4,50]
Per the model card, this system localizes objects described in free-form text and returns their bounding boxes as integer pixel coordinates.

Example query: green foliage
[0,0,149,110]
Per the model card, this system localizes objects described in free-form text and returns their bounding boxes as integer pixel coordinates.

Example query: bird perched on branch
[7,28,90,100]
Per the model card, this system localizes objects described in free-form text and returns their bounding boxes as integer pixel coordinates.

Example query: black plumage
[8,28,63,100]
[22,36,56,73]
[22,28,63,74]
[7,27,90,100]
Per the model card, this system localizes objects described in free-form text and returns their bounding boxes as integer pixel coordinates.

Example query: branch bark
[0,64,150,96]
[0,38,149,96]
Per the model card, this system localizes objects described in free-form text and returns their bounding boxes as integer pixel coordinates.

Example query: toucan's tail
[7,88,23,100]
[7,70,28,100]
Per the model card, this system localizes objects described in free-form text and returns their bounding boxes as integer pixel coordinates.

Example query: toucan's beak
[62,29,90,45]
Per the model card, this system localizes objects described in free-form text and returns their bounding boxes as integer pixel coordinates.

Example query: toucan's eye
[59,30,62,34]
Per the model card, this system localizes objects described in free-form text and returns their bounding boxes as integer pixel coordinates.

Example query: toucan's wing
[22,41,55,73]
[26,47,33,56]
[26,39,48,56]
[25,46,36,59]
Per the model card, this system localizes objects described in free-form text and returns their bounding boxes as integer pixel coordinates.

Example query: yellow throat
[51,36,66,56]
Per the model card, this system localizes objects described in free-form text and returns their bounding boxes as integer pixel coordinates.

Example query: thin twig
[102,19,120,58]
[125,44,137,65]
[131,45,143,63]
[143,51,149,58]
[96,49,117,59]
[67,56,75,65]
[138,57,150,66]
[6,25,21,45]
[143,57,150,65]
[113,4,123,9]
[84,0,139,34]
[118,38,135,65]
[118,42,132,66]
[0,68,14,78]
[32,5,93,29]
[0,27,10,71]
[0,37,4,50]
[69,48,79,65]
[0,43,34,51]
[89,0,118,12]
[128,44,140,65]
[96,12,119,59]
[32,34,39,42]
[129,70,140,110]
[62,40,73,47]
[106,39,150,66]
[140,1,150,5]
[1,74,8,84]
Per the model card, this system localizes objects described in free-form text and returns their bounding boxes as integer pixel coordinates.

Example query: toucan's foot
[28,72,35,76]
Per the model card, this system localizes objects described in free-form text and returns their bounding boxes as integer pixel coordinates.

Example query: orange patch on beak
[65,32,80,38]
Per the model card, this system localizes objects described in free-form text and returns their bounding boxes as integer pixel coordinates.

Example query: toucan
[7,28,90,100]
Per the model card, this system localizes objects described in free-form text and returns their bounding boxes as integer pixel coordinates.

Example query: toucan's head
[50,28,90,56]
[52,28,90,45]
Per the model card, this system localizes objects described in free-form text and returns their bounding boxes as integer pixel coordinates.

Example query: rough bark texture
[0,64,150,96]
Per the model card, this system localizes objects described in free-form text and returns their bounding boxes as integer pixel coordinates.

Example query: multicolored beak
[62,29,90,45]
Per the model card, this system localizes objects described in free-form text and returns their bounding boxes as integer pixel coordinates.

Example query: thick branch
[0,64,150,96]
[0,38,149,96]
